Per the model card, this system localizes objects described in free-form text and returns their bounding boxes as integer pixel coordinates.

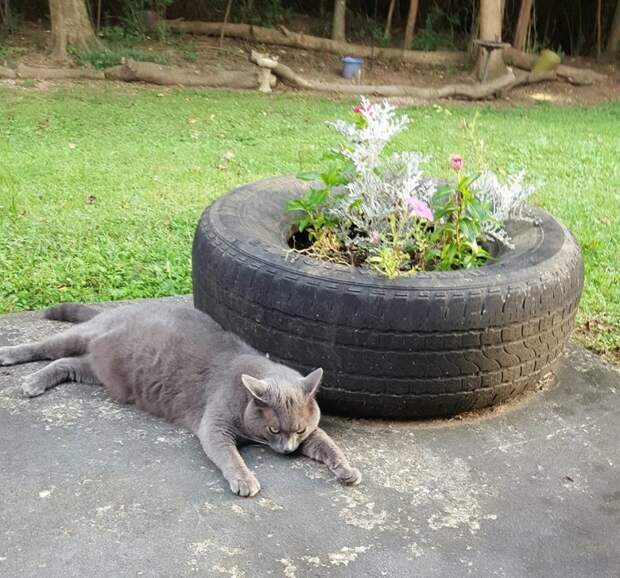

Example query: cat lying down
[0,303,361,496]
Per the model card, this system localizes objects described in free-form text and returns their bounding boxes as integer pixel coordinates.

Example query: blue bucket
[341,56,364,79]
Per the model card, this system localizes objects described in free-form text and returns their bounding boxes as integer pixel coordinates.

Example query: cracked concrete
[0,298,619,577]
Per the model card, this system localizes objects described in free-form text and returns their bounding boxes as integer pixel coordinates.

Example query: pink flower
[369,231,381,245]
[450,155,463,172]
[406,197,434,221]
[353,101,373,115]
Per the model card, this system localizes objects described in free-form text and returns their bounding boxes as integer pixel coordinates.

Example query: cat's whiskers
[244,434,268,446]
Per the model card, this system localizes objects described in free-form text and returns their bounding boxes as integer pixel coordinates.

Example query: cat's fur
[0,303,361,496]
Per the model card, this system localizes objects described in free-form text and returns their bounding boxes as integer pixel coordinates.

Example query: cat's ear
[241,374,271,404]
[301,368,323,398]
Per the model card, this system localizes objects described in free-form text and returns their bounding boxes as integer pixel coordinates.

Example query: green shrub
[238,0,292,27]
[410,4,460,51]
[119,0,173,38]
[69,47,168,70]
[0,45,12,61]
[182,46,199,63]
[410,27,457,51]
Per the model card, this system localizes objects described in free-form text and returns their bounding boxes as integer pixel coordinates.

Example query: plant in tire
[192,101,583,419]
[288,98,536,278]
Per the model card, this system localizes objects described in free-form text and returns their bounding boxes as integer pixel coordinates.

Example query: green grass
[0,88,618,362]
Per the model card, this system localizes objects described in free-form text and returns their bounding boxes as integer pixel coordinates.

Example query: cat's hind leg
[0,332,89,367]
[21,356,100,398]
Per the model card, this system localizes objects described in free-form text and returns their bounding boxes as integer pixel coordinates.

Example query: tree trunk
[384,0,396,40]
[402,0,419,49]
[16,63,105,80]
[251,49,556,100]
[332,0,346,43]
[476,0,507,80]
[167,21,468,67]
[105,60,262,89]
[504,46,608,84]
[513,0,533,51]
[596,0,602,59]
[49,0,99,60]
[607,0,620,58]
[219,0,233,48]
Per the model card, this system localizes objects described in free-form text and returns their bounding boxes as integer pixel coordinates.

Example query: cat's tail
[44,303,100,324]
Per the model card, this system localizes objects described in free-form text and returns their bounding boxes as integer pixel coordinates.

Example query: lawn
[0,87,618,362]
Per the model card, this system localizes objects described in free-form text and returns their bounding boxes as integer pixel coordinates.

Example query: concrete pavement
[1,299,618,577]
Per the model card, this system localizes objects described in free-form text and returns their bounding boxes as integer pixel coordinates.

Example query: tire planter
[192,176,584,419]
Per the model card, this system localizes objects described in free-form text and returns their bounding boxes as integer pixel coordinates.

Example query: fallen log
[251,50,537,99]
[104,59,266,89]
[0,65,17,79]
[15,64,105,80]
[499,69,558,96]
[504,47,607,85]
[167,20,468,68]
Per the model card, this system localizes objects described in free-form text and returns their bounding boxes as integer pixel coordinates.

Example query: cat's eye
[268,426,280,435]
[297,427,306,435]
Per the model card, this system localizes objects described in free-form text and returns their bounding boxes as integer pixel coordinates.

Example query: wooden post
[476,0,508,81]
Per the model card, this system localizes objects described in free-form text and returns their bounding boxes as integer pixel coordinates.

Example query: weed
[182,45,198,63]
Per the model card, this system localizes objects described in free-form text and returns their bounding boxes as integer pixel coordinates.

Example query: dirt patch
[2,22,619,106]
[573,317,620,367]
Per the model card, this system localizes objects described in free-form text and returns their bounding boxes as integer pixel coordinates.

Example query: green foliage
[181,45,199,63]
[0,89,618,362]
[288,165,347,237]
[370,27,390,49]
[69,47,168,69]
[429,177,493,270]
[0,45,11,61]
[0,1,20,34]
[286,104,499,277]
[410,26,456,52]
[73,21,170,70]
[99,25,135,44]
[238,0,292,27]
[346,14,387,46]
[119,0,173,38]
[410,4,459,51]
[367,216,410,279]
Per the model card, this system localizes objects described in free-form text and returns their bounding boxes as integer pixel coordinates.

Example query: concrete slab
[0,299,619,578]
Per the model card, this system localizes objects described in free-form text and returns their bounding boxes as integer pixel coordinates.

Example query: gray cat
[0,303,361,496]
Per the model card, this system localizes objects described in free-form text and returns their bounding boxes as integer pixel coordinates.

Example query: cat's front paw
[337,466,362,486]
[21,375,46,398]
[0,346,19,366]
[228,473,261,497]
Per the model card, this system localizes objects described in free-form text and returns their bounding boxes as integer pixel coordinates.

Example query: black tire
[192,177,584,419]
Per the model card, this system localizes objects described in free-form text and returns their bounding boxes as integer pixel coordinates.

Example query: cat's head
[241,368,323,454]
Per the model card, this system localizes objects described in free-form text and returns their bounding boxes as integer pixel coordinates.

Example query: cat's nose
[281,439,297,454]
